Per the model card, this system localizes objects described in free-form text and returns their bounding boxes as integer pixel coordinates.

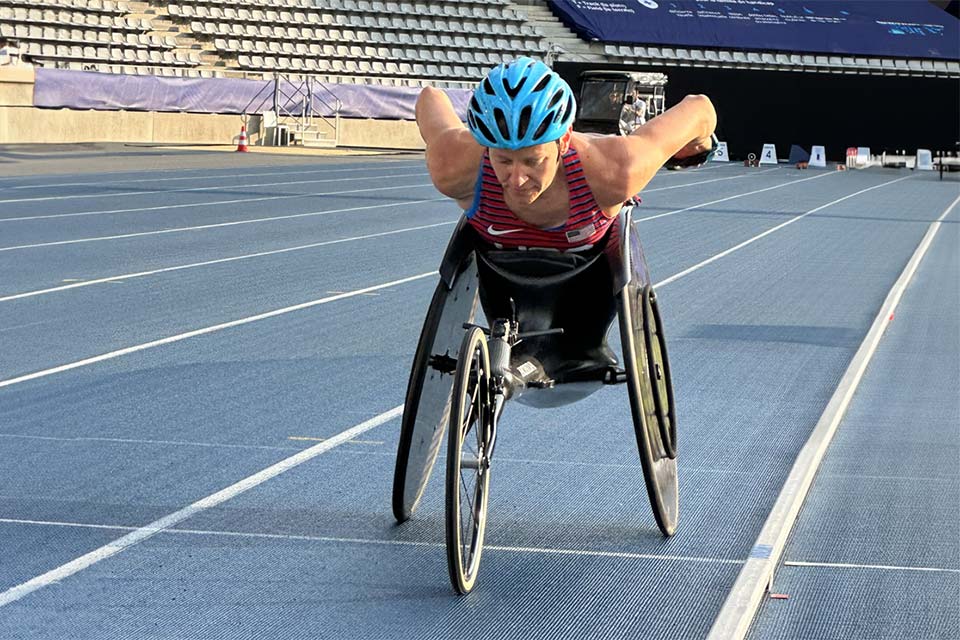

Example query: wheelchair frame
[392,207,678,593]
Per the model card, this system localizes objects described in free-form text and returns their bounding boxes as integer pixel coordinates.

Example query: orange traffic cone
[236,125,249,152]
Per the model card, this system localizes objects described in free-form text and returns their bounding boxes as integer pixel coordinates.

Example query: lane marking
[0,518,745,566]
[0,432,301,451]
[0,158,420,187]
[0,171,429,205]
[0,181,436,224]
[0,169,756,223]
[287,436,384,445]
[783,560,960,574]
[0,406,404,608]
[5,161,422,190]
[0,174,931,606]
[657,176,912,288]
[0,215,453,302]
[0,272,435,389]
[637,170,837,223]
[0,174,824,299]
[643,168,779,193]
[707,192,960,640]
[0,188,439,252]
[0,177,910,383]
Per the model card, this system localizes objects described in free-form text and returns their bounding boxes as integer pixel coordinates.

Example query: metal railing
[241,73,343,147]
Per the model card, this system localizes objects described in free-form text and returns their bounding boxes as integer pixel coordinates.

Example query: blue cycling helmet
[467,57,576,150]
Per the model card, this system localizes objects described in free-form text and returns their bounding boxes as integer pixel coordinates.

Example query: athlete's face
[488,130,571,205]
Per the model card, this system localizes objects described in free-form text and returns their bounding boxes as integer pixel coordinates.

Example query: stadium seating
[0,0,955,83]
[166,0,546,84]
[0,0,200,74]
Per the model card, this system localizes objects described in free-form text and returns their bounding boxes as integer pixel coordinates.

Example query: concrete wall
[0,66,34,108]
[0,69,425,149]
[0,105,263,145]
[339,118,424,149]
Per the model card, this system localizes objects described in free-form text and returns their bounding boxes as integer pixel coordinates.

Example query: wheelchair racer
[415,57,717,252]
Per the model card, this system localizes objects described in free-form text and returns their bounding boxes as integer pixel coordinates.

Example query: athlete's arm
[587,94,717,204]
[415,87,485,203]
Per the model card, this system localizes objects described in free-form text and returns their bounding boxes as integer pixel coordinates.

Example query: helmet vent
[502,77,523,98]
[482,77,496,95]
[473,117,497,144]
[533,74,551,92]
[547,90,563,109]
[493,107,510,140]
[533,117,551,141]
[517,105,532,139]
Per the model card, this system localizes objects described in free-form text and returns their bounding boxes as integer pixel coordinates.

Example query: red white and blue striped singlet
[464,146,615,251]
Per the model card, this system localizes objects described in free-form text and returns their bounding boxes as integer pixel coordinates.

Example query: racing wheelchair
[391,203,677,594]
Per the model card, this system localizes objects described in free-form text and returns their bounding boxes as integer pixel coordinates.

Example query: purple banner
[550,0,959,60]
[33,68,473,120]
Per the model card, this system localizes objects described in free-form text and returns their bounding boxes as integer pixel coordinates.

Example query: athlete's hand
[673,134,714,160]
[665,134,718,169]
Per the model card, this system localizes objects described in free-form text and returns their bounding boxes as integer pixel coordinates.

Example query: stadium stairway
[510,0,606,63]
[128,1,222,75]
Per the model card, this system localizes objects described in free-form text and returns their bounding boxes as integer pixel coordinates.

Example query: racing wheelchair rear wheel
[618,283,679,536]
[445,326,493,594]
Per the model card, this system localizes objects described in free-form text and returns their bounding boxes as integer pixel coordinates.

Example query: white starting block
[711,141,729,162]
[759,143,778,165]
[809,145,826,168]
[916,149,933,170]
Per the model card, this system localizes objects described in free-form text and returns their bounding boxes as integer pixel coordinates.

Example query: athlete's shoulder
[569,132,637,208]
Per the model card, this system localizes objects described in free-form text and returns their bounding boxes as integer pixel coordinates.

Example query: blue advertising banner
[549,0,959,59]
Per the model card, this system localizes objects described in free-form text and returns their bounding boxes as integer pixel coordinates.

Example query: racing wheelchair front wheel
[445,326,493,595]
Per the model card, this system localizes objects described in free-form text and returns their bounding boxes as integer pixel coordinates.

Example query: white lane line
[0,181,436,224]
[0,171,429,205]
[0,406,404,608]
[0,168,750,225]
[643,168,779,193]
[0,158,417,186]
[638,170,837,223]
[0,173,920,606]
[5,161,421,190]
[0,432,301,451]
[0,272,435,389]
[0,177,908,379]
[0,174,823,296]
[656,176,912,288]
[0,217,454,302]
[707,192,960,640]
[0,187,439,252]
[783,560,960,574]
[0,518,745,566]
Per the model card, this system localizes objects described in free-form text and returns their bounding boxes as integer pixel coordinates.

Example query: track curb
[706,193,960,640]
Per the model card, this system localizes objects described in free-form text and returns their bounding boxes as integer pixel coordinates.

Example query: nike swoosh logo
[487,225,523,236]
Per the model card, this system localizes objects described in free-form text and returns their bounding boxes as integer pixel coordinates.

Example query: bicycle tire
[445,326,493,594]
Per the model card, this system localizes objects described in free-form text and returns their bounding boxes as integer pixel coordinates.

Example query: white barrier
[809,145,826,168]
[916,149,933,170]
[759,143,778,165]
